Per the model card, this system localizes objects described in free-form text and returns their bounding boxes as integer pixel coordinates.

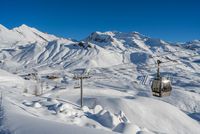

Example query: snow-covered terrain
[0,24,200,134]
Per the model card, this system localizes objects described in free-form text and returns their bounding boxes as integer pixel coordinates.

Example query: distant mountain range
[0,24,199,71]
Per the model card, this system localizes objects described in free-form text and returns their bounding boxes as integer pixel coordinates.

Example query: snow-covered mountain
[0,24,72,48]
[0,25,199,70]
[0,24,200,134]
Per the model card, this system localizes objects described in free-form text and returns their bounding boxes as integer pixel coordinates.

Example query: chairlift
[151,60,172,97]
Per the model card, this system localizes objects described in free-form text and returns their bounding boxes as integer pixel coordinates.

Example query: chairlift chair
[151,60,172,97]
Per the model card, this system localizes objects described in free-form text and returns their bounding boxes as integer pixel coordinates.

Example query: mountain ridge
[0,24,199,45]
[0,24,199,70]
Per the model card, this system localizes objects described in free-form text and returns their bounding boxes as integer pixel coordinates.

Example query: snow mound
[85,105,129,130]
[33,102,42,108]
[113,123,140,134]
[93,105,103,114]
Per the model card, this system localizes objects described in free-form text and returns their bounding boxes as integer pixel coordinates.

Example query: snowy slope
[0,69,199,134]
[0,24,70,49]
[3,98,115,134]
[0,24,200,134]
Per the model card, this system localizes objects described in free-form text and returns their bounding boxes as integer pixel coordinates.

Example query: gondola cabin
[151,77,172,97]
[151,60,172,97]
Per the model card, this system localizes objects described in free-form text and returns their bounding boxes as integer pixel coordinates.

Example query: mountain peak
[85,31,147,44]
[14,24,33,31]
[85,31,115,43]
[19,24,30,28]
[1,24,60,45]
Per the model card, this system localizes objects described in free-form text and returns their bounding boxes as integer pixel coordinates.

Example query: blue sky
[0,0,200,42]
